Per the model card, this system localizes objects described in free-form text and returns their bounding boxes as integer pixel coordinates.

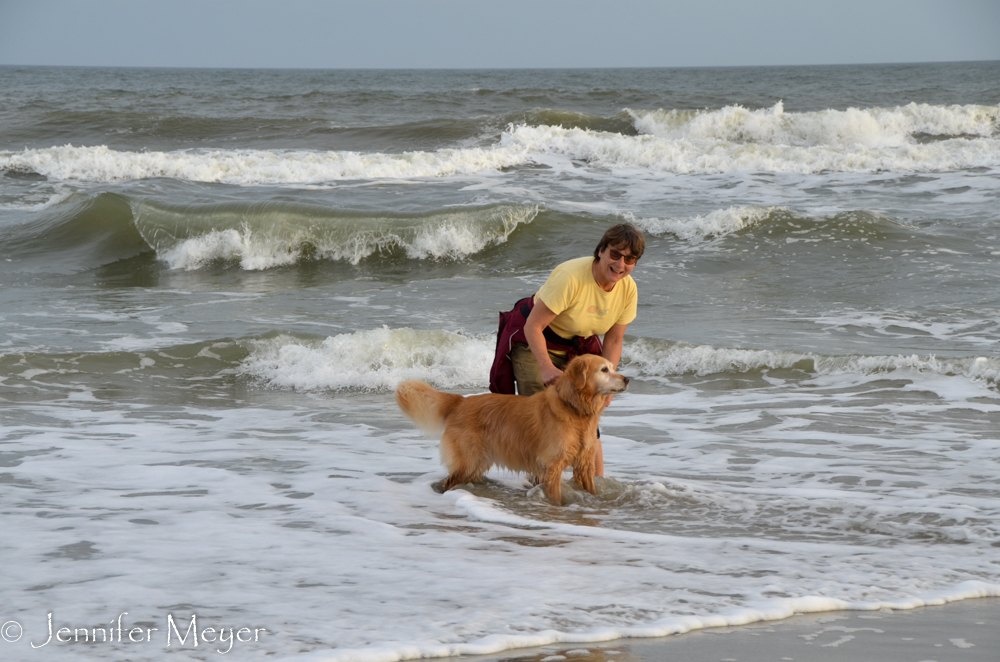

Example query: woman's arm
[602,323,627,368]
[523,299,563,386]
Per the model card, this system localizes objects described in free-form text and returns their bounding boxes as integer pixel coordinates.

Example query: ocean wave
[237,328,493,392]
[627,205,780,240]
[0,143,530,185]
[5,103,996,185]
[132,201,538,269]
[498,101,1000,174]
[628,102,1000,147]
[0,339,248,386]
[0,193,538,271]
[623,338,1000,387]
[241,331,1000,394]
[627,206,911,243]
[304,582,1000,662]
[513,108,637,134]
[501,122,1000,175]
[0,186,74,212]
[6,330,998,395]
[0,192,149,272]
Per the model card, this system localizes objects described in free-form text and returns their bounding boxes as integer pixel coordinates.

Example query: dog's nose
[623,376,630,386]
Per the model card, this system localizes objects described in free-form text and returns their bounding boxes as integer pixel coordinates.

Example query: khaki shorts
[510,342,569,397]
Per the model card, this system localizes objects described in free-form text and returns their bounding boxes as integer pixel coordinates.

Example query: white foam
[0,186,73,211]
[238,328,493,391]
[503,124,1000,175]
[141,204,538,270]
[813,310,1000,347]
[0,143,530,185]
[236,332,1000,394]
[627,206,779,240]
[5,103,997,188]
[629,102,1000,148]
[624,339,807,376]
[498,102,1000,175]
[623,338,1000,387]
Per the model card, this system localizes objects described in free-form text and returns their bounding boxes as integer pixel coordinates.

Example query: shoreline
[454,598,1000,662]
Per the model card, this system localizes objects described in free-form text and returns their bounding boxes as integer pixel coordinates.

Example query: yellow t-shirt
[535,256,638,340]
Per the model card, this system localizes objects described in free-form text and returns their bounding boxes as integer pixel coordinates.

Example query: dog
[395,354,629,505]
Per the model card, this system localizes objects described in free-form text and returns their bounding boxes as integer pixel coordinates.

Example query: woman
[510,223,644,476]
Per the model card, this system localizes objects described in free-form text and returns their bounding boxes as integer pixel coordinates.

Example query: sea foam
[133,202,538,269]
[629,102,1000,147]
[4,103,996,186]
[500,101,1000,174]
[501,123,1000,175]
[240,331,1000,394]
[0,143,530,185]
[238,328,493,392]
[626,205,779,240]
[623,338,1000,387]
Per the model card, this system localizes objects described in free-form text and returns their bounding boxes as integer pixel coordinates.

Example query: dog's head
[555,354,629,415]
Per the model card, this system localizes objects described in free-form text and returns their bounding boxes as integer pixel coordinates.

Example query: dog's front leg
[572,449,598,495]
[542,463,566,505]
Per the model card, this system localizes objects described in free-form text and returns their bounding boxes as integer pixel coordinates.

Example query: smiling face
[592,243,638,292]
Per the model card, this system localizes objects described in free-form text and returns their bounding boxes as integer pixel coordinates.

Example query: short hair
[593,223,645,261]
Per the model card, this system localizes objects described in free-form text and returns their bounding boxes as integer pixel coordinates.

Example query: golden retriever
[395,354,629,505]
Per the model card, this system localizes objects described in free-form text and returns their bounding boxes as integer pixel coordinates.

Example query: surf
[132,200,538,269]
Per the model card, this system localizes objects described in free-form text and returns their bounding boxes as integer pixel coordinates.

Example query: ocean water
[0,62,999,661]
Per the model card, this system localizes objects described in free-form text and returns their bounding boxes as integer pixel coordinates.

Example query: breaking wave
[629,101,999,147]
[132,201,538,269]
[7,332,998,394]
[238,328,493,392]
[0,194,538,271]
[0,143,530,185]
[499,101,1000,174]
[4,103,996,185]
[627,205,779,240]
[626,206,913,243]
[241,331,1000,393]
[623,338,1000,387]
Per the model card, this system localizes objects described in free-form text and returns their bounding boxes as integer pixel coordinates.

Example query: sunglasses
[608,248,638,265]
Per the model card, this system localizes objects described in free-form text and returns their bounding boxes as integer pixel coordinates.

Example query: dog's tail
[395,380,464,435]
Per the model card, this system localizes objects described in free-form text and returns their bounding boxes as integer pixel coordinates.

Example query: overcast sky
[1,0,998,69]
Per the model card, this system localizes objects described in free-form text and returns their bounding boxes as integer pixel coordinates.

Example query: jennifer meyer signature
[3,612,267,655]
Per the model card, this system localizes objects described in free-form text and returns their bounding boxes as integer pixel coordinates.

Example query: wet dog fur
[395,354,629,505]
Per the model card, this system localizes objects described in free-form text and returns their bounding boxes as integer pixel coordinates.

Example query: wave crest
[628,207,910,243]
[628,206,779,240]
[5,102,996,185]
[132,201,538,270]
[238,328,493,392]
[500,102,1000,174]
[623,338,1000,387]
[0,143,530,185]
[629,102,1000,147]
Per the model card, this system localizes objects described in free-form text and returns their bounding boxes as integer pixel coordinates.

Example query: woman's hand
[525,299,563,388]
[541,364,564,387]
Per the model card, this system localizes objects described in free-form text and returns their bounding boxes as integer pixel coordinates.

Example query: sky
[0,0,998,69]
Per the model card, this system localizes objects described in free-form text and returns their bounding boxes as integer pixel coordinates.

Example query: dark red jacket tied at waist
[488,295,604,394]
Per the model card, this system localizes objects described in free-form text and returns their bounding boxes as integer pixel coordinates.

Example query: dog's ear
[565,357,590,392]
[555,357,593,413]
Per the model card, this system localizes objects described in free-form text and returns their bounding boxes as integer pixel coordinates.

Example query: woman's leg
[510,343,566,396]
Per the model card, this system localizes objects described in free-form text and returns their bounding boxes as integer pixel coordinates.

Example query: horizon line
[1,59,998,72]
